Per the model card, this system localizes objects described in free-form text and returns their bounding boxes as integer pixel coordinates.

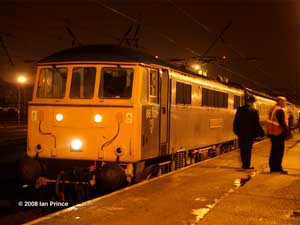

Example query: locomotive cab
[28,64,138,162]
[22,45,169,193]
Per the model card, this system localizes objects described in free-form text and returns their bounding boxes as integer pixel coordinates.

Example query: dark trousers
[269,135,285,171]
[238,135,253,169]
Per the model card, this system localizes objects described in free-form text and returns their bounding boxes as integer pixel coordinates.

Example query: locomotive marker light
[94,114,103,123]
[70,139,83,151]
[55,113,64,122]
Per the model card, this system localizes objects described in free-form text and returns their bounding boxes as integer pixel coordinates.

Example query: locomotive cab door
[159,69,170,156]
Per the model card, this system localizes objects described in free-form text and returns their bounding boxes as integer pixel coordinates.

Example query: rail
[0,125,27,145]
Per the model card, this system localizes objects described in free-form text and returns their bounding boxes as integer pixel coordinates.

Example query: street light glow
[193,64,200,70]
[16,74,27,126]
[17,75,27,84]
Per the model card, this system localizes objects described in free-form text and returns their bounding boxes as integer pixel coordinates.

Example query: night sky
[0,0,299,103]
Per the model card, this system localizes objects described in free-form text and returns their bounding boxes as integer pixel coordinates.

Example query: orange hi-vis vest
[266,105,288,136]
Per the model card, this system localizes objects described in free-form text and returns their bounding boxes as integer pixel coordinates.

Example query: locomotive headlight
[94,114,103,123]
[55,113,63,122]
[70,139,82,151]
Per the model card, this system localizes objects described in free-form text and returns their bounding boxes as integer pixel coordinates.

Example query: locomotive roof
[38,44,169,66]
[38,44,243,91]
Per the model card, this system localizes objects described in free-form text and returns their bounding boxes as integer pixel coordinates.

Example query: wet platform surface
[26,134,300,225]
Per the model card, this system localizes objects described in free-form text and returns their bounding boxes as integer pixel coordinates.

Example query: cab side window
[148,69,159,103]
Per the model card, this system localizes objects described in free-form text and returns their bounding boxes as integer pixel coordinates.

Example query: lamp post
[17,75,27,126]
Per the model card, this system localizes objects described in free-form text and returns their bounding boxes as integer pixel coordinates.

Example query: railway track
[0,125,27,146]
[0,125,99,224]
[0,125,30,225]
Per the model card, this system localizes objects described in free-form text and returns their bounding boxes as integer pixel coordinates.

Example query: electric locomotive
[20,44,287,197]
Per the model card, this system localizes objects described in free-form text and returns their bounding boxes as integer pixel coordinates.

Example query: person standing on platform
[267,96,289,174]
[233,95,263,170]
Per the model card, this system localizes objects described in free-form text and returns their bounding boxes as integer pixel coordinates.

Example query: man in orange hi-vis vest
[267,96,289,174]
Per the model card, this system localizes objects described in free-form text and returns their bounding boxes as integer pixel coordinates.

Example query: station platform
[26,134,300,225]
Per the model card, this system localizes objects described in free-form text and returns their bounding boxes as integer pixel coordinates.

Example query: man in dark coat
[233,95,263,169]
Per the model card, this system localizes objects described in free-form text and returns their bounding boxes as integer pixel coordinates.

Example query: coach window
[99,67,133,99]
[37,67,67,98]
[202,88,228,108]
[233,95,241,109]
[148,69,159,103]
[176,82,191,104]
[184,84,192,104]
[70,67,96,99]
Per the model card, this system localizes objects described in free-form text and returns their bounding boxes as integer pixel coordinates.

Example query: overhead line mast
[0,35,14,66]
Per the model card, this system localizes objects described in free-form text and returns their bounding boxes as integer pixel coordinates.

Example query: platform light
[193,64,200,70]
[17,75,27,126]
[94,114,103,123]
[17,75,27,84]
[71,139,82,151]
[55,113,63,122]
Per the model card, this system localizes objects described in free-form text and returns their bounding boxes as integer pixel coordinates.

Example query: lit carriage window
[37,67,67,98]
[234,95,241,109]
[148,69,159,103]
[99,67,133,99]
[70,67,96,99]
[176,82,191,104]
[202,88,228,108]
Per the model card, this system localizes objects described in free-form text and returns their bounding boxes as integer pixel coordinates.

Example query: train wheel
[221,144,230,154]
[142,165,159,180]
[133,161,145,183]
[215,145,221,156]
[56,172,65,201]
[19,158,41,185]
[95,163,126,193]
[75,184,86,203]
[195,153,201,163]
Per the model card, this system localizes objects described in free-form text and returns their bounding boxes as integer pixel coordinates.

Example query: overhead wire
[88,0,289,98]
[89,0,201,56]
[166,0,297,101]
[1,0,296,101]
[90,0,274,95]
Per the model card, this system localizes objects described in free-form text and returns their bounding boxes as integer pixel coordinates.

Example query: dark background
[0,0,299,103]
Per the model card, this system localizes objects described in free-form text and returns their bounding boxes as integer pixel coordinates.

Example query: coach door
[159,69,170,156]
